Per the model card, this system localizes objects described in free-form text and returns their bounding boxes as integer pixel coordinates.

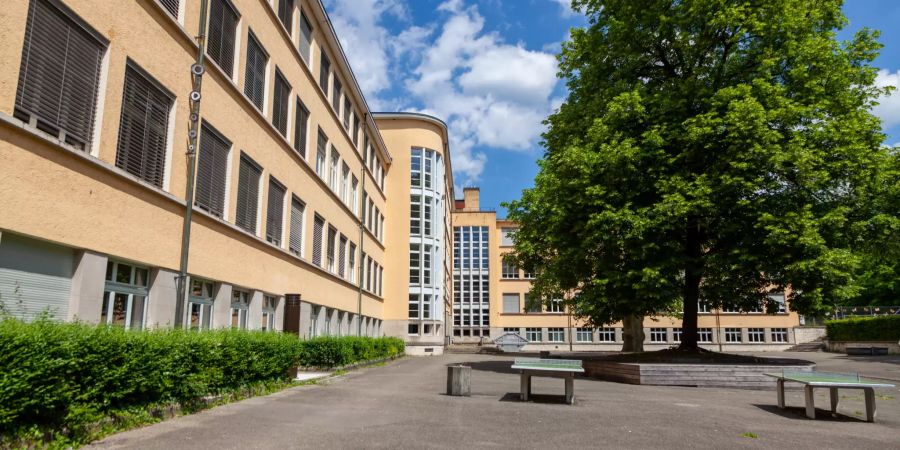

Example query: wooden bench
[511,358,584,405]
[765,371,895,422]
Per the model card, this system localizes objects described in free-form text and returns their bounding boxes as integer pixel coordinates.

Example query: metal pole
[715,308,723,352]
[175,0,210,328]
[356,139,367,336]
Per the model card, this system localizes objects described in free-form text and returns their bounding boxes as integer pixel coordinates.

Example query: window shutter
[116,65,173,188]
[196,124,230,217]
[207,0,238,76]
[312,216,324,266]
[298,11,313,63]
[158,0,179,17]
[272,70,290,136]
[289,196,304,256]
[244,34,267,110]
[15,0,107,150]
[277,0,293,33]
[332,78,342,112]
[338,236,347,278]
[293,99,309,157]
[235,154,261,232]
[319,52,330,93]
[266,177,285,245]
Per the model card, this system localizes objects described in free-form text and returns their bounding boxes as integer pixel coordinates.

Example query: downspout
[356,119,367,336]
[175,0,210,328]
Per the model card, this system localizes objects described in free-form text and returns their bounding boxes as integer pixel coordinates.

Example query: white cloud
[873,69,900,129]
[551,0,575,18]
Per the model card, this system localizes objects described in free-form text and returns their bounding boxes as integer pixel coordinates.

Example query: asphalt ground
[91,352,900,449]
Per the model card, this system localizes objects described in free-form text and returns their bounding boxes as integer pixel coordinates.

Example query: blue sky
[325,0,900,217]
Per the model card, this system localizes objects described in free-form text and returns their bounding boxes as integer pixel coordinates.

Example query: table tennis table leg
[804,385,816,419]
[863,388,876,423]
[565,375,574,405]
[520,372,530,402]
[829,388,839,415]
[777,379,785,409]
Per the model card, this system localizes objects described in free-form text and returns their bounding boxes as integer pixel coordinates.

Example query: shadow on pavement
[499,392,570,405]
[751,404,867,422]
[450,360,517,375]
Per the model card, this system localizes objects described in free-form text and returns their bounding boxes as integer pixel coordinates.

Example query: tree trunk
[621,314,645,352]
[680,217,702,351]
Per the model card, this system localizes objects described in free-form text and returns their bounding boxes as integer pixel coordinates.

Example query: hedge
[0,318,404,442]
[825,316,900,342]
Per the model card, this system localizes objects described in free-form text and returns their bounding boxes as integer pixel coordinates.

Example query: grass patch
[740,432,758,439]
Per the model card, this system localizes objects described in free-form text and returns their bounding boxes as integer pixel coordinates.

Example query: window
[318,51,330,93]
[423,201,432,237]
[326,226,337,272]
[768,293,787,313]
[501,259,518,279]
[272,69,290,136]
[423,245,432,285]
[352,113,360,148]
[158,0,179,17]
[748,328,765,343]
[312,215,324,266]
[207,0,238,76]
[424,150,433,188]
[277,0,293,33]
[422,294,431,319]
[503,327,519,334]
[244,33,267,111]
[408,323,419,335]
[410,195,421,235]
[411,148,422,186]
[548,328,565,342]
[525,294,541,313]
[576,328,593,342]
[408,294,419,319]
[338,234,347,278]
[266,177,285,246]
[116,64,173,188]
[548,299,563,313]
[235,154,262,233]
[698,328,713,343]
[522,270,535,279]
[502,293,519,313]
[298,11,312,64]
[316,128,327,178]
[195,124,230,217]
[262,295,277,331]
[341,163,350,203]
[698,300,710,313]
[348,242,356,283]
[15,0,107,150]
[501,228,516,246]
[409,243,420,284]
[525,328,541,342]
[188,279,215,331]
[329,149,340,192]
[650,328,667,343]
[598,328,616,342]
[289,196,304,256]
[672,328,682,343]
[725,328,742,343]
[101,261,149,330]
[332,77,342,113]
[350,176,359,214]
[293,99,309,158]
[771,328,788,343]
[343,98,351,130]
[230,289,250,329]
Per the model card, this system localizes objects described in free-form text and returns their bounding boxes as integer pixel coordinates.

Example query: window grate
[158,0,179,17]
[195,124,230,217]
[15,0,107,150]
[206,0,238,76]
[235,154,262,232]
[116,64,172,188]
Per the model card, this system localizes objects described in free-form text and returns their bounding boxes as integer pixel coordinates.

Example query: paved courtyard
[92,352,900,449]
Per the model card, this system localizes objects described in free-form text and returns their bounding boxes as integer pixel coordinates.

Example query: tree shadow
[751,404,867,422]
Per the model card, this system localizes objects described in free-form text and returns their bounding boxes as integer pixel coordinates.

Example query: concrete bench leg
[520,373,531,402]
[776,379,785,409]
[864,388,876,423]
[829,388,839,415]
[804,385,816,419]
[565,375,574,405]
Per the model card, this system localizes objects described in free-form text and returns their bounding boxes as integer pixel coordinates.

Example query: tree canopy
[504,0,899,349]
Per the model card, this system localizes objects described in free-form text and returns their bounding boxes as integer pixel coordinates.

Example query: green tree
[505,0,898,350]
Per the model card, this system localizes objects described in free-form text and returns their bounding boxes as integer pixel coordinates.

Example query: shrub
[0,318,403,442]
[825,316,900,341]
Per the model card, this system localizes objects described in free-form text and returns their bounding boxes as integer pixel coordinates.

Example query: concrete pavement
[91,352,900,449]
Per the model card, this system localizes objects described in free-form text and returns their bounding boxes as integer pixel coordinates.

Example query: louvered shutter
[244,34,267,110]
[332,78,342,112]
[298,11,313,63]
[266,177,285,245]
[289,197,304,256]
[312,216,324,266]
[207,0,238,76]
[272,70,290,136]
[158,0,179,17]
[277,0,293,33]
[196,124,230,217]
[15,0,107,150]
[116,65,172,188]
[338,236,347,278]
[293,99,308,157]
[319,52,330,93]
[235,154,261,232]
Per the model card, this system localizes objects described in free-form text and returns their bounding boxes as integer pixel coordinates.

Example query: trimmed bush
[825,316,900,341]
[0,318,404,440]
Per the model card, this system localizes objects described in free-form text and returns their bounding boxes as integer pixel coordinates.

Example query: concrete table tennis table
[511,358,584,405]
[765,371,895,422]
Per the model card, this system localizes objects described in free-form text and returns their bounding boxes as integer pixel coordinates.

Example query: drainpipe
[356,126,367,336]
[175,0,210,328]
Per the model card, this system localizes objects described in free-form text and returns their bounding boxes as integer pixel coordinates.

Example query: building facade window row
[452,225,489,337]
